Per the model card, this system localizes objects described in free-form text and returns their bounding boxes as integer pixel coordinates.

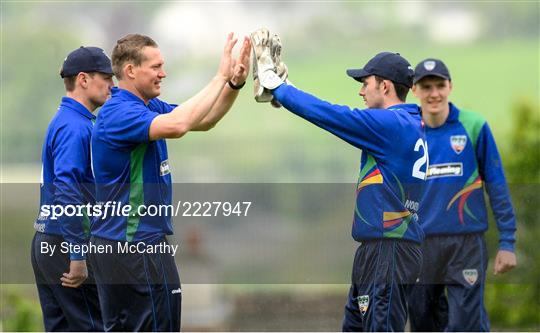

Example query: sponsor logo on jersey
[171,288,182,294]
[423,60,436,71]
[462,269,478,286]
[160,159,170,176]
[404,199,419,212]
[37,210,48,221]
[34,222,45,232]
[357,295,369,316]
[427,163,463,179]
[450,135,467,154]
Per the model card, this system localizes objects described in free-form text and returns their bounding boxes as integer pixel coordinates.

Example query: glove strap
[228,80,246,90]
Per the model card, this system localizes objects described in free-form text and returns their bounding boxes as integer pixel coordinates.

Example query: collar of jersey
[445,102,460,123]
[112,87,148,105]
[60,96,96,120]
[387,103,420,114]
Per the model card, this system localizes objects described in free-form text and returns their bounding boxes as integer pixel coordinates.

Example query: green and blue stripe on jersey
[91,87,176,243]
[418,103,516,251]
[273,84,427,244]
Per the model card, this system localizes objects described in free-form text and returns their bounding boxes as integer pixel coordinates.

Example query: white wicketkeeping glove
[251,28,287,104]
[270,34,288,108]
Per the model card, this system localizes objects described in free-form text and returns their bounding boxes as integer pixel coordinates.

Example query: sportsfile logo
[426,163,463,179]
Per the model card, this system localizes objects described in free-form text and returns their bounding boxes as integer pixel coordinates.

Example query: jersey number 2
[412,138,429,180]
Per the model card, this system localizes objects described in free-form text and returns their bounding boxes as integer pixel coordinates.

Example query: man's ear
[124,63,136,80]
[77,72,89,89]
[383,80,393,96]
[377,79,386,93]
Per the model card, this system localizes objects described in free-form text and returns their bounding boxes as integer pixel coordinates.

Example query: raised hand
[231,37,251,86]
[217,32,238,82]
[250,28,288,104]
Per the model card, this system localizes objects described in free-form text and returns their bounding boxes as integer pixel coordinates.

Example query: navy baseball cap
[60,46,113,78]
[413,58,451,84]
[346,52,414,88]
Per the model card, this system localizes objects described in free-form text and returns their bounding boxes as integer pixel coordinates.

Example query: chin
[145,90,160,100]
[426,108,442,115]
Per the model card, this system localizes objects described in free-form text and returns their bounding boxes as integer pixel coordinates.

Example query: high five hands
[217,32,252,88]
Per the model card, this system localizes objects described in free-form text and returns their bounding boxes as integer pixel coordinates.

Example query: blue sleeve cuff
[499,241,515,252]
[272,83,288,100]
[69,244,86,260]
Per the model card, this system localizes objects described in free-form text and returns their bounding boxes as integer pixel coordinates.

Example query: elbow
[170,131,186,139]
[197,121,216,131]
[169,122,190,138]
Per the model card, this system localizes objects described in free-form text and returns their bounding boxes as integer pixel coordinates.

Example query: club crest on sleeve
[357,295,369,316]
[450,135,467,154]
[462,269,478,286]
[423,60,436,71]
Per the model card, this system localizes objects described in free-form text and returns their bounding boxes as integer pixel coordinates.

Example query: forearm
[478,124,517,251]
[487,182,517,251]
[185,33,249,132]
[54,183,88,260]
[274,84,351,127]
[273,84,376,150]
[150,75,228,139]
[192,84,240,131]
[174,75,228,130]
[58,215,88,260]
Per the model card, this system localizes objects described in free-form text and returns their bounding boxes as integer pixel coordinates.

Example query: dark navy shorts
[31,232,103,331]
[342,239,422,332]
[88,235,181,332]
[408,233,489,332]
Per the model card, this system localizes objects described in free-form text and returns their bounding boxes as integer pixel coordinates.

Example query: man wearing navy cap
[408,58,517,331]
[250,29,428,332]
[32,46,114,331]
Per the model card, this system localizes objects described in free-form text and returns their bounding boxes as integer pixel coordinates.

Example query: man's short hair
[63,72,95,92]
[374,75,409,102]
[112,34,158,79]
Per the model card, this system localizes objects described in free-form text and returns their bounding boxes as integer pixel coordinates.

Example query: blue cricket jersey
[419,103,516,251]
[36,97,96,260]
[91,87,176,242]
[273,84,428,243]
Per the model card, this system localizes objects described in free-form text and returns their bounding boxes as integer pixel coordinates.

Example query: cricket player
[251,29,428,331]
[88,33,250,331]
[408,58,517,331]
[31,46,114,331]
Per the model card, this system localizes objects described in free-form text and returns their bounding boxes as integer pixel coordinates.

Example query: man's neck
[118,81,149,104]
[65,92,95,113]
[382,98,404,109]
[422,105,450,128]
